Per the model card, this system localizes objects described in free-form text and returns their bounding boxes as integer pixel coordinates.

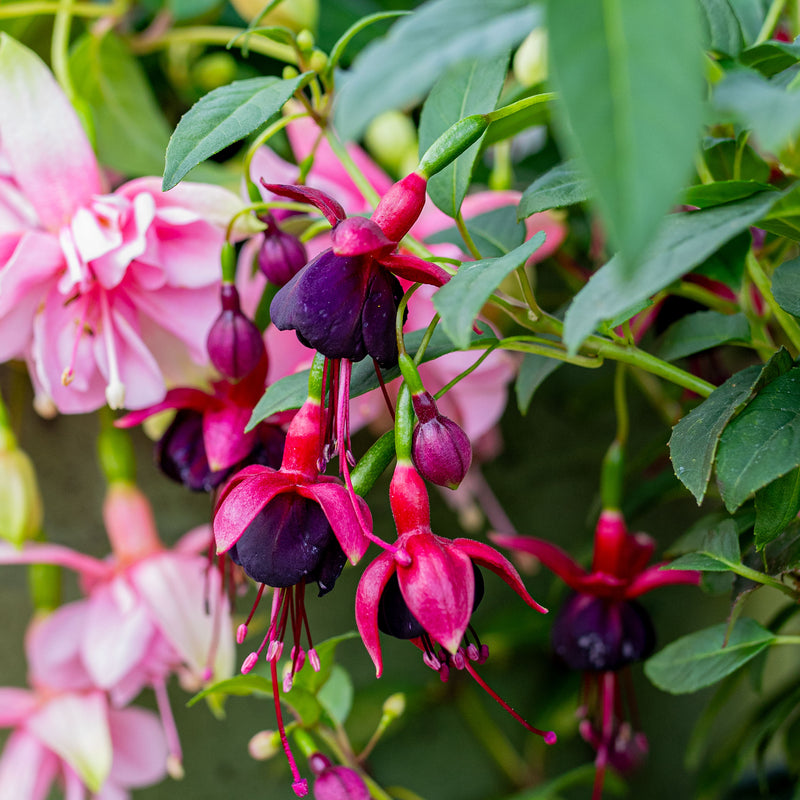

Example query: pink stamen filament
[99,291,125,408]
[373,359,395,419]
[463,661,557,745]
[62,295,91,386]
[591,671,616,800]
[154,679,184,779]
[270,657,308,796]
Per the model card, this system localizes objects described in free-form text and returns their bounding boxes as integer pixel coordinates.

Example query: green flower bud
[382,693,406,719]
[0,442,43,547]
[296,28,315,53]
[308,49,328,74]
[248,730,282,760]
[231,0,319,33]
[192,52,239,91]
[283,65,300,81]
[365,111,419,175]
[513,29,548,87]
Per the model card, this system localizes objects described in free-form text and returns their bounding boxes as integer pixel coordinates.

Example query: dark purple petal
[156,409,227,492]
[361,268,403,368]
[270,249,369,362]
[551,594,656,672]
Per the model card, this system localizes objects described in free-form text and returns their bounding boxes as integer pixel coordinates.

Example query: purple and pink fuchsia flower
[356,410,556,744]
[492,510,701,799]
[308,753,369,800]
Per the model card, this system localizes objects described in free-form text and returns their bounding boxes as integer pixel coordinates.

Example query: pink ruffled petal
[489,533,590,593]
[203,404,257,472]
[453,538,547,614]
[106,706,168,789]
[354,552,396,677]
[27,692,112,793]
[0,730,58,800]
[305,483,370,564]
[0,34,102,230]
[0,689,37,727]
[212,471,295,553]
[398,531,473,654]
[115,387,212,428]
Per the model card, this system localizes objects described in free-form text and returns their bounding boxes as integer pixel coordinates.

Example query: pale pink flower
[0,615,168,800]
[0,34,247,413]
[0,484,234,775]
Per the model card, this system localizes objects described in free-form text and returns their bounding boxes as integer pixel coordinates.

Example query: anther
[241,652,259,674]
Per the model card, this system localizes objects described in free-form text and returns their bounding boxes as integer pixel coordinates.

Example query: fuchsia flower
[357,461,556,743]
[308,753,369,800]
[493,510,701,799]
[0,483,234,776]
[0,34,246,413]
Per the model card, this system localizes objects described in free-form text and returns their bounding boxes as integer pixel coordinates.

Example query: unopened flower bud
[258,222,308,286]
[308,50,328,74]
[207,283,266,380]
[365,111,419,176]
[371,172,427,242]
[0,442,43,547]
[248,730,282,760]
[296,29,315,52]
[513,28,548,87]
[382,692,406,719]
[410,392,471,489]
[309,753,369,800]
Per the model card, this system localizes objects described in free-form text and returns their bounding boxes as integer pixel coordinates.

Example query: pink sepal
[260,182,346,227]
[331,216,393,257]
[355,552,396,677]
[379,253,450,287]
[306,482,370,564]
[626,563,702,598]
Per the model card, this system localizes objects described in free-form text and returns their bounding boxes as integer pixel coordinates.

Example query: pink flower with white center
[0,615,168,800]
[0,34,248,414]
[0,483,234,776]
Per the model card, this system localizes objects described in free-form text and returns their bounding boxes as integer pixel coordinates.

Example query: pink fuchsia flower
[0,613,168,800]
[0,483,234,776]
[308,753,369,800]
[492,510,700,799]
[356,461,555,743]
[117,352,286,492]
[0,34,247,413]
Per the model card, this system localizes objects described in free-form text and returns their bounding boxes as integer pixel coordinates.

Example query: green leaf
[764,520,800,575]
[717,367,800,511]
[681,179,773,208]
[714,69,800,156]
[332,0,540,140]
[290,632,358,695]
[665,518,742,571]
[187,673,274,706]
[772,256,800,317]
[644,617,776,693]
[163,73,312,190]
[655,311,750,362]
[754,467,800,548]
[433,232,546,348]
[418,53,509,217]
[704,137,771,182]
[563,190,781,353]
[248,326,499,425]
[548,0,704,269]
[694,230,750,289]
[728,0,770,46]
[168,0,221,19]
[518,160,592,218]
[515,352,562,414]
[669,347,794,503]
[740,39,800,76]
[70,33,172,177]
[698,0,745,57]
[425,206,526,258]
[327,11,410,73]
[316,664,354,726]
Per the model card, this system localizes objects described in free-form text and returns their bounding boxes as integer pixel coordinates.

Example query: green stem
[613,363,629,447]
[433,345,499,400]
[727,562,797,598]
[514,265,542,321]
[0,0,126,17]
[52,0,76,101]
[746,251,800,354]
[325,130,381,206]
[756,0,787,43]
[485,91,556,123]
[243,112,308,200]
[385,787,429,800]
[455,212,482,260]
[396,284,421,357]
[672,281,740,314]
[775,635,800,645]
[413,314,440,365]
[130,26,298,64]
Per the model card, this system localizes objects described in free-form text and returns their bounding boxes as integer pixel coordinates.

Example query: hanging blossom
[0,34,248,414]
[0,483,234,777]
[493,510,701,799]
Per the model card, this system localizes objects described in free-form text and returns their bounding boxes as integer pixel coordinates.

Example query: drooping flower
[0,34,248,413]
[0,483,234,776]
[266,175,450,368]
[492,510,701,798]
[257,212,309,286]
[356,461,555,743]
[308,753,369,800]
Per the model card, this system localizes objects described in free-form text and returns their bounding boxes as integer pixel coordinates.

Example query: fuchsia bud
[308,754,369,800]
[206,283,266,381]
[371,172,427,242]
[411,391,472,489]
[258,220,308,286]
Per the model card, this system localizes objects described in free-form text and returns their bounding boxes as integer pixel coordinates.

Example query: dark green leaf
[740,39,800,76]
[425,206,526,258]
[563,191,781,353]
[665,518,742,571]
[760,185,800,242]
[333,0,540,140]
[644,617,776,693]
[327,11,410,73]
[418,53,509,217]
[656,311,750,362]
[290,632,358,695]
[698,0,745,57]
[682,179,773,208]
[70,33,172,177]
[316,664,354,726]
[693,230,750,289]
[548,0,704,270]
[163,73,312,190]
[433,233,546,348]
[763,520,800,575]
[518,160,591,218]
[703,137,771,182]
[669,347,794,503]
[772,256,800,317]
[754,469,800,548]
[717,367,800,511]
[515,352,562,414]
[728,0,770,46]
[249,327,499,425]
[714,69,800,155]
